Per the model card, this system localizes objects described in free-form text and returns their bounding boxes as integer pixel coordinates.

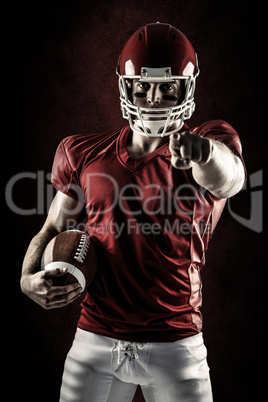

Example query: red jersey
[51,120,245,342]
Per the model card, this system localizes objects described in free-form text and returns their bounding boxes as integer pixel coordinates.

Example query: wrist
[197,139,215,167]
[20,274,33,295]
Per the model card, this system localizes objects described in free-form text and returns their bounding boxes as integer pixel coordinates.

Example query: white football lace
[117,341,145,364]
[74,234,90,263]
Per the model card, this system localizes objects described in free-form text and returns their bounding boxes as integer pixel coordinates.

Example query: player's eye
[160,84,175,92]
[137,82,150,91]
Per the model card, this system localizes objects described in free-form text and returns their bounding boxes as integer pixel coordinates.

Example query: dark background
[5,0,264,401]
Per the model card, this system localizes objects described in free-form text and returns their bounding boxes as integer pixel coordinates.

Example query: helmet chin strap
[136,119,167,135]
[135,118,184,137]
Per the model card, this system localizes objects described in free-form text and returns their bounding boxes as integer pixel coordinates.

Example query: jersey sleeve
[192,119,242,156]
[51,139,84,202]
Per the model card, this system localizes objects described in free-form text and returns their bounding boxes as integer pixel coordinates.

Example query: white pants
[59,328,213,402]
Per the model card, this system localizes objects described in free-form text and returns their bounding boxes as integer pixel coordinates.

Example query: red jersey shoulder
[51,127,124,199]
[60,127,123,172]
[191,119,242,156]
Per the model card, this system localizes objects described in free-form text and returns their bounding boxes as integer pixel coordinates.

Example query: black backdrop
[5,1,265,401]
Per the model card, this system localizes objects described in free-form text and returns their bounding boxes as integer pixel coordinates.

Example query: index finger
[169,133,181,149]
[42,267,68,279]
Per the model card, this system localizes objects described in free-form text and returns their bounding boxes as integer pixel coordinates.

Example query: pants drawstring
[117,341,144,364]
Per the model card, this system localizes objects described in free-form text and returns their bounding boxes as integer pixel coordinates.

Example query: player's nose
[147,84,161,106]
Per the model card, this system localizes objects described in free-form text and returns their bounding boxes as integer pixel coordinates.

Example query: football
[41,230,97,291]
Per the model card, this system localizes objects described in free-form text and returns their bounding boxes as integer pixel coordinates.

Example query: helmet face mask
[118,71,197,137]
[117,23,199,137]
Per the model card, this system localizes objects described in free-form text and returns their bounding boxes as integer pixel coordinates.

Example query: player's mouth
[141,110,168,120]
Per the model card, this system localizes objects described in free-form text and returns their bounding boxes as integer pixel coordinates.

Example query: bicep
[41,191,85,235]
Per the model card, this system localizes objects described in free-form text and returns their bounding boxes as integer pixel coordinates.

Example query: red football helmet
[117,23,199,137]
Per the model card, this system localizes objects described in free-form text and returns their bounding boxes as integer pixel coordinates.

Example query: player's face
[128,79,183,116]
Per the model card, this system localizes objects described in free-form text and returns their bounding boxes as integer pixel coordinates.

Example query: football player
[21,23,246,401]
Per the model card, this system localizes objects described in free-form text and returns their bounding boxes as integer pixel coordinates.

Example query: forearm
[21,192,83,281]
[192,141,245,198]
[21,228,56,292]
[20,192,85,308]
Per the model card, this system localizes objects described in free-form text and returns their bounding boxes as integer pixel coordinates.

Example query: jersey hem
[76,323,201,343]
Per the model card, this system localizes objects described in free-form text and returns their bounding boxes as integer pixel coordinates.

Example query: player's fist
[169,131,213,169]
[20,268,82,310]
